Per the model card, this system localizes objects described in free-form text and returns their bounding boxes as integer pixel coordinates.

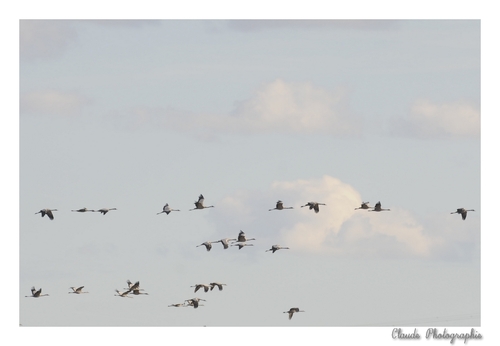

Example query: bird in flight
[355,202,371,210]
[25,286,49,298]
[157,203,180,215]
[269,200,293,211]
[235,230,255,243]
[96,208,117,215]
[369,201,390,212]
[35,208,57,220]
[301,202,326,213]
[284,307,304,320]
[191,284,211,293]
[189,194,214,211]
[265,245,290,253]
[68,286,88,294]
[71,207,94,212]
[451,208,475,220]
[197,241,213,252]
[209,282,227,291]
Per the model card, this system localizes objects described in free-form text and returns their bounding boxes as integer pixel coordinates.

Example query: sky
[8,5,497,345]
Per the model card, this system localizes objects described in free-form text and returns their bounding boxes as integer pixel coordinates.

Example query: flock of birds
[28,193,475,322]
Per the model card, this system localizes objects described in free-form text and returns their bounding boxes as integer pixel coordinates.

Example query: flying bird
[269,200,293,211]
[68,286,88,294]
[266,245,290,253]
[369,201,390,212]
[235,230,255,243]
[185,297,206,308]
[191,284,211,293]
[232,243,254,250]
[25,286,49,298]
[35,209,57,220]
[96,208,117,215]
[209,282,227,291]
[355,202,371,210]
[189,194,214,211]
[71,207,94,212]
[301,202,326,213]
[213,238,237,249]
[157,203,180,215]
[197,241,213,252]
[114,289,132,298]
[451,208,475,220]
[284,307,304,320]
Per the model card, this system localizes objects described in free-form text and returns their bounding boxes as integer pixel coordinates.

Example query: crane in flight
[96,208,117,215]
[301,202,326,213]
[35,208,57,220]
[209,282,227,291]
[269,200,293,211]
[369,201,390,212]
[451,208,475,220]
[189,194,214,211]
[71,207,94,212]
[197,241,213,252]
[235,230,255,243]
[25,286,49,298]
[355,202,371,210]
[265,245,290,253]
[157,203,180,215]
[68,286,88,294]
[284,307,304,320]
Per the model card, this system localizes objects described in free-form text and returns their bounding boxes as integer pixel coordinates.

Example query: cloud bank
[392,99,480,138]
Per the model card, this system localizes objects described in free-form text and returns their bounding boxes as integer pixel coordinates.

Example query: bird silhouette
[197,241,213,252]
[355,202,371,210]
[96,208,117,215]
[25,286,49,298]
[209,282,227,291]
[266,245,290,253]
[191,284,211,293]
[185,297,206,308]
[235,230,255,243]
[301,202,326,213]
[157,203,180,215]
[451,208,475,220]
[284,307,304,320]
[189,194,214,211]
[369,201,390,212]
[35,209,57,220]
[71,207,94,212]
[269,200,293,211]
[68,286,88,294]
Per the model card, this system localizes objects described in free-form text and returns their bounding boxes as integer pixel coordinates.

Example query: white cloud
[229,79,360,135]
[393,99,480,138]
[111,79,361,136]
[20,20,77,62]
[20,90,90,117]
[207,175,469,259]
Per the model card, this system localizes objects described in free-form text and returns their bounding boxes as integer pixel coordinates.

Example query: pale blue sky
[8,5,497,345]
